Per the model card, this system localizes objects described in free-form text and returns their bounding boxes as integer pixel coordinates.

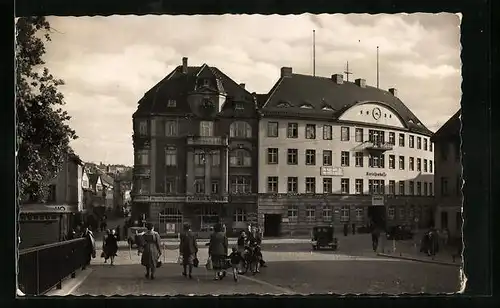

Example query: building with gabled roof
[132,57,259,236]
[257,67,435,236]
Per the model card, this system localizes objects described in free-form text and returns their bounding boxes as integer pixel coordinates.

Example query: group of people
[135,222,267,281]
[102,228,119,265]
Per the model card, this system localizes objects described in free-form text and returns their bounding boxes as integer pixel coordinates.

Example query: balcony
[185,194,229,203]
[186,136,229,147]
[364,141,393,152]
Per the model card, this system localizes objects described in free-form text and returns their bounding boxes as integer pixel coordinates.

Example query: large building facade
[431,110,462,238]
[132,58,259,236]
[257,68,435,236]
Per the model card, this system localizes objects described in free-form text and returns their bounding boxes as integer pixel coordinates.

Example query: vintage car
[127,226,148,247]
[311,226,338,250]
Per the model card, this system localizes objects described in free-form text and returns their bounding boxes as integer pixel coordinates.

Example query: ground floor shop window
[408,206,415,221]
[199,205,219,231]
[399,207,405,221]
[159,206,182,234]
[340,206,350,222]
[306,206,316,221]
[322,206,332,222]
[287,205,298,222]
[355,207,363,222]
[234,208,247,222]
[387,207,395,220]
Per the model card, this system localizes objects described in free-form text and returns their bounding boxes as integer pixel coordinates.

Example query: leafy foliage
[16,17,78,202]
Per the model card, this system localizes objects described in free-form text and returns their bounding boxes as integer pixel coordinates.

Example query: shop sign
[133,196,150,202]
[320,166,344,176]
[366,171,387,177]
[165,223,176,234]
[372,195,385,206]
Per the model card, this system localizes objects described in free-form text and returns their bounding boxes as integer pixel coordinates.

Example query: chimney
[331,74,343,85]
[280,67,293,78]
[239,83,245,89]
[182,57,188,74]
[355,78,366,88]
[388,88,398,96]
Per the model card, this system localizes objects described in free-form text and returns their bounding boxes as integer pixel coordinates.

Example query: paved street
[70,243,461,296]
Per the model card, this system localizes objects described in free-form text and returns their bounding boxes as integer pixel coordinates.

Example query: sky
[42,13,462,166]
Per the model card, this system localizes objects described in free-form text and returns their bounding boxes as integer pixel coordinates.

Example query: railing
[365,141,394,151]
[18,238,87,296]
[186,136,229,146]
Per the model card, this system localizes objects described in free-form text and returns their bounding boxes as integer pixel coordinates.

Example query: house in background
[431,109,462,239]
[19,152,84,249]
[87,171,115,218]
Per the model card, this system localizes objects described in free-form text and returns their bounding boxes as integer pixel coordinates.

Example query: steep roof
[430,109,461,142]
[134,64,254,117]
[261,73,433,136]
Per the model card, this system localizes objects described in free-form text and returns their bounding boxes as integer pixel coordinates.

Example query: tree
[16,17,77,202]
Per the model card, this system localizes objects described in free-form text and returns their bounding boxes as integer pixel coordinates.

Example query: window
[306,206,316,221]
[165,120,178,136]
[165,147,177,166]
[167,99,176,107]
[323,125,333,140]
[47,184,56,202]
[138,120,148,135]
[399,181,405,195]
[305,149,316,165]
[341,151,350,167]
[287,177,298,193]
[409,181,415,195]
[417,158,422,171]
[355,128,364,142]
[323,178,333,193]
[424,139,428,151]
[441,177,449,196]
[305,177,316,193]
[388,132,395,145]
[287,149,298,165]
[409,157,414,171]
[417,137,422,149]
[194,179,204,194]
[234,208,247,222]
[408,207,415,221]
[389,180,395,194]
[368,130,385,145]
[388,207,395,220]
[341,127,350,141]
[399,156,405,170]
[267,122,278,137]
[399,207,405,221]
[417,182,422,196]
[230,121,252,138]
[369,154,384,168]
[287,123,298,138]
[135,150,149,165]
[399,133,405,147]
[211,181,219,194]
[409,135,415,148]
[424,159,428,172]
[194,151,206,166]
[288,206,298,222]
[211,151,220,166]
[429,183,433,196]
[430,142,433,152]
[323,206,332,222]
[340,206,350,222]
[199,121,214,137]
[267,176,278,193]
[368,179,385,194]
[230,149,252,167]
[355,207,363,222]
[137,179,150,194]
[323,150,332,166]
[164,178,176,194]
[231,177,251,193]
[341,178,350,194]
[267,148,279,164]
[424,182,428,196]
[430,160,433,173]
[355,152,364,167]
[355,179,363,194]
[389,155,395,169]
[305,124,316,139]
[235,103,244,110]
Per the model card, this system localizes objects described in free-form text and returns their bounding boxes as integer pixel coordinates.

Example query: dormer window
[235,103,244,110]
[167,99,176,107]
[277,101,292,108]
[322,105,334,111]
[300,104,314,109]
[203,79,210,86]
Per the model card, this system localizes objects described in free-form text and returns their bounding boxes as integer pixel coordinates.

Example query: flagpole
[313,30,316,77]
[377,46,380,89]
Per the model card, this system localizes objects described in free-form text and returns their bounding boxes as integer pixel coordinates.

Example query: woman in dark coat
[82,226,96,270]
[140,223,162,280]
[208,223,228,280]
[104,229,119,265]
[179,224,198,279]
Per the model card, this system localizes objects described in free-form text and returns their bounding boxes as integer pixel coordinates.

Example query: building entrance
[368,205,386,230]
[264,214,281,237]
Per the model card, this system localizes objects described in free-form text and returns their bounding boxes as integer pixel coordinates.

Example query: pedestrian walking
[179,223,198,279]
[371,226,380,252]
[82,226,96,270]
[352,223,356,235]
[103,229,118,265]
[140,223,162,280]
[208,223,228,281]
[229,247,244,282]
[343,223,349,237]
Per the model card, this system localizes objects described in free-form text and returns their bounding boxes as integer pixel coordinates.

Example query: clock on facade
[372,107,382,120]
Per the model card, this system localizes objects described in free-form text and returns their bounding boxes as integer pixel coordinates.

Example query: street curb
[376,253,461,267]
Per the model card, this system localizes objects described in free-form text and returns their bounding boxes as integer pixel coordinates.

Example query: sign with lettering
[133,196,150,202]
[166,223,176,234]
[366,171,387,177]
[186,195,228,203]
[320,166,344,176]
[371,195,385,206]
